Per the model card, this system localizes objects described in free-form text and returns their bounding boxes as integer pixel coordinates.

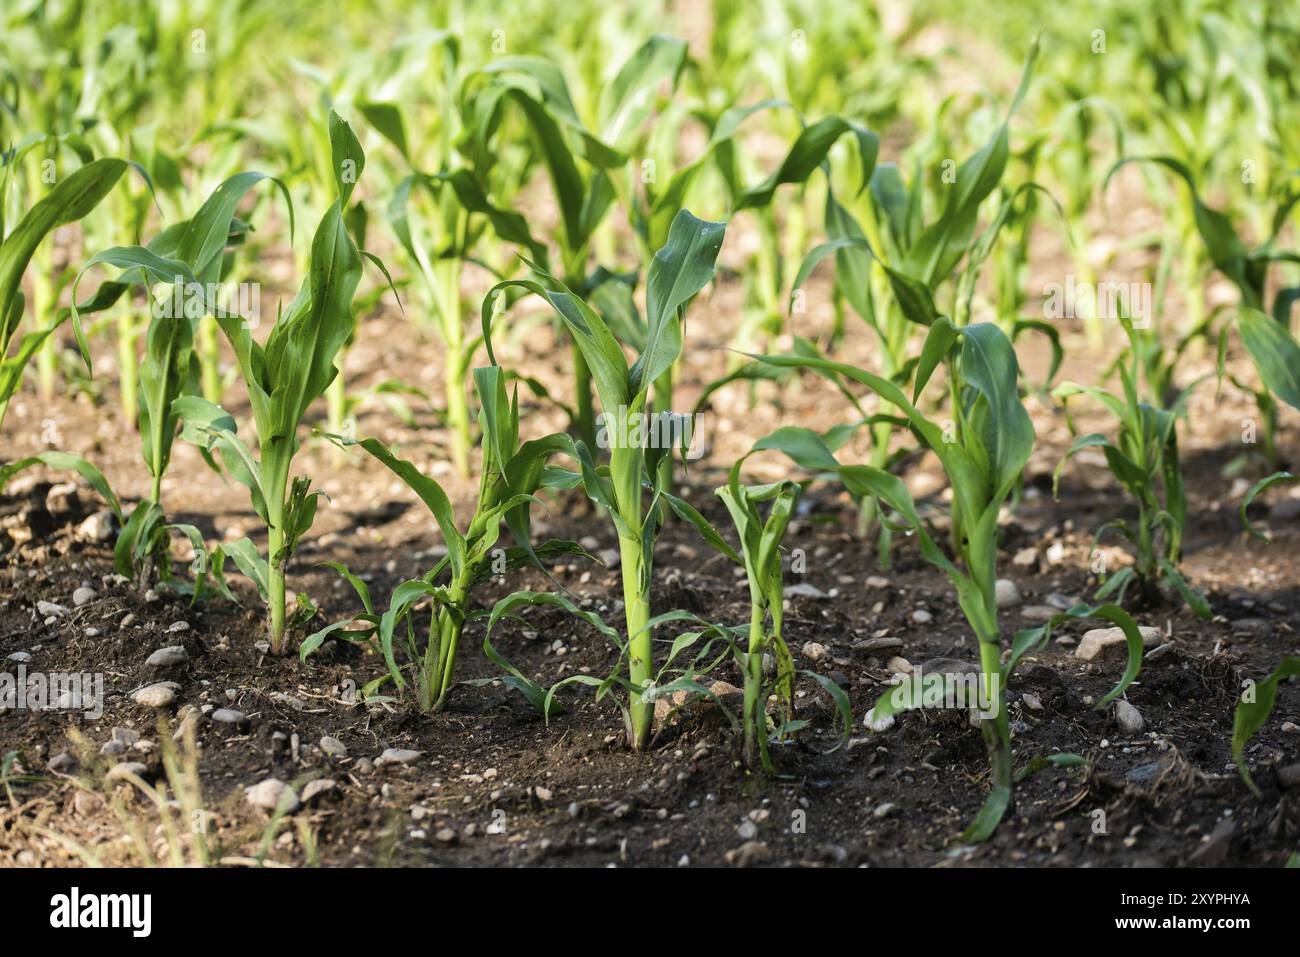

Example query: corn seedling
[711,460,851,770]
[1053,317,1211,619]
[173,111,390,654]
[71,172,290,585]
[460,35,689,451]
[303,364,587,712]
[481,208,726,748]
[753,318,1145,840]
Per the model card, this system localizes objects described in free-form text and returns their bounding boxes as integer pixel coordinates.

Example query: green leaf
[1240,471,1298,541]
[1239,307,1300,411]
[1233,656,1300,797]
[0,452,122,522]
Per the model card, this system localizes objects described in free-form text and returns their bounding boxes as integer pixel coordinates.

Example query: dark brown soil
[2,219,1299,868]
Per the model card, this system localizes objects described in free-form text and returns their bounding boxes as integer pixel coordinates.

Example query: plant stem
[742,602,765,770]
[198,314,222,402]
[435,257,470,477]
[621,528,652,749]
[117,301,139,425]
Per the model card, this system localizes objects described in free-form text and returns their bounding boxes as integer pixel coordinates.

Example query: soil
[1,186,1298,868]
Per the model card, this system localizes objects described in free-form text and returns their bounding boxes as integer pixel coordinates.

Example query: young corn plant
[70,172,290,585]
[1236,305,1300,539]
[0,156,128,506]
[771,43,1047,564]
[459,35,689,450]
[174,111,387,655]
[303,364,587,712]
[356,33,549,477]
[711,461,851,771]
[753,318,1145,841]
[1052,318,1211,619]
[481,209,726,749]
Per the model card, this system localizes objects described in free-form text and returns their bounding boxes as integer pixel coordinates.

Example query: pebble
[786,583,827,599]
[1012,547,1038,568]
[994,579,1021,608]
[211,708,248,726]
[865,575,890,589]
[873,802,896,819]
[376,748,423,767]
[1021,605,1057,622]
[245,778,300,813]
[911,609,933,624]
[1075,626,1162,661]
[319,735,347,757]
[1277,765,1300,790]
[1044,542,1066,565]
[1114,699,1146,734]
[47,752,77,773]
[863,708,895,732]
[77,510,117,543]
[534,785,553,801]
[801,641,829,663]
[737,820,758,840]
[435,828,457,844]
[301,779,337,803]
[167,621,191,634]
[132,684,177,709]
[598,548,621,569]
[146,646,189,667]
[7,651,31,663]
[885,655,912,674]
[71,587,97,607]
[36,600,68,618]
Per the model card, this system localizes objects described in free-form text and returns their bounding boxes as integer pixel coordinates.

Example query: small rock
[1075,626,1162,661]
[7,651,31,663]
[210,708,248,726]
[911,609,933,624]
[47,752,78,773]
[132,684,177,709]
[167,621,191,634]
[1114,699,1146,734]
[598,548,621,569]
[1012,547,1038,568]
[801,641,829,663]
[301,778,337,803]
[146,646,189,668]
[873,802,896,819]
[73,790,102,816]
[36,600,68,618]
[319,735,347,758]
[76,510,117,543]
[994,579,1021,608]
[865,575,890,589]
[1277,765,1300,790]
[864,708,895,732]
[1021,692,1043,712]
[143,589,160,603]
[376,748,423,767]
[245,778,300,813]
[1044,542,1066,565]
[885,655,912,674]
[1021,605,1058,622]
[435,827,457,844]
[71,586,97,607]
[786,583,827,599]
[534,785,553,802]
[725,840,770,867]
